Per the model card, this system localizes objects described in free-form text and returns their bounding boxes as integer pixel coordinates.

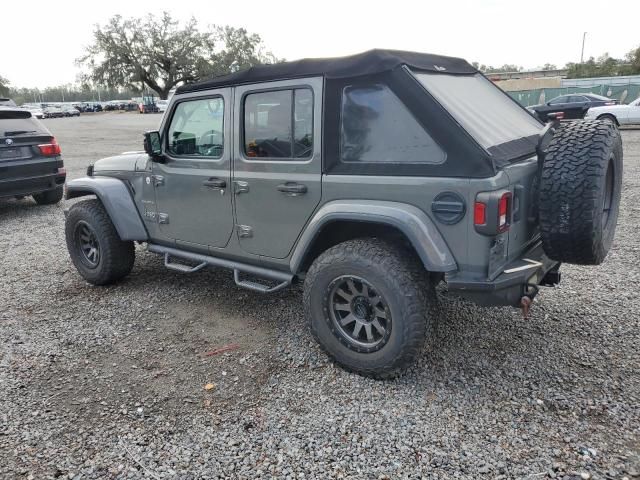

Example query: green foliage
[472,62,522,73]
[0,75,10,97]
[566,46,640,78]
[8,85,139,106]
[78,12,279,99]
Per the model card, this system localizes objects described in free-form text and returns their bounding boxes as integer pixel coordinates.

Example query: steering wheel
[294,140,313,158]
[198,129,223,156]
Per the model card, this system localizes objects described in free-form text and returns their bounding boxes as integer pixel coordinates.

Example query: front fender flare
[290,200,457,274]
[66,177,148,241]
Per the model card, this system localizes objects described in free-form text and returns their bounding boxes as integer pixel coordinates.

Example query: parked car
[63,49,622,379]
[25,106,45,119]
[530,93,618,121]
[44,106,64,118]
[0,106,66,203]
[585,96,640,125]
[62,106,80,117]
[156,99,168,113]
[0,98,17,107]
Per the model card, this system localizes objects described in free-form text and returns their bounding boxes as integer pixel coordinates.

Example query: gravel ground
[1,113,639,479]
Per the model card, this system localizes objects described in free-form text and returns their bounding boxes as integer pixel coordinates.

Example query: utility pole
[580,32,587,64]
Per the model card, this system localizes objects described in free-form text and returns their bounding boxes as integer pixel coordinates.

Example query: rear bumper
[0,172,66,198]
[446,241,560,306]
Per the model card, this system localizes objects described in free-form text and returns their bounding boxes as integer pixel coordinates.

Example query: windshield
[412,71,542,156]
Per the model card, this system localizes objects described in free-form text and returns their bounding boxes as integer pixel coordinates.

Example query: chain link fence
[508,84,640,106]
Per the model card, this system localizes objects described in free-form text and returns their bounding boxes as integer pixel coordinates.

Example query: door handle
[277,182,307,196]
[203,177,227,189]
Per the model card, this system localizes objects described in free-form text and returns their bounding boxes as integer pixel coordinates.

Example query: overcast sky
[2,0,639,89]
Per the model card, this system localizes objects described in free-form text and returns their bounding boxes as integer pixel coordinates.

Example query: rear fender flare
[290,200,457,274]
[65,176,148,241]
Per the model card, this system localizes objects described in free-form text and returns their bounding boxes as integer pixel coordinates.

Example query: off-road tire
[65,199,135,285]
[32,186,63,205]
[303,238,436,379]
[539,120,623,265]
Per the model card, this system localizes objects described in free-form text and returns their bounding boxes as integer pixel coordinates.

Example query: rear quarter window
[413,71,541,153]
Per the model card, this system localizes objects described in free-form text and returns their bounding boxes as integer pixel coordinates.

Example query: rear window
[413,72,542,153]
[0,114,48,136]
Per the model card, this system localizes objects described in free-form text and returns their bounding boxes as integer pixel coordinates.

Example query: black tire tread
[538,120,622,265]
[65,199,135,285]
[303,238,435,380]
[32,186,64,205]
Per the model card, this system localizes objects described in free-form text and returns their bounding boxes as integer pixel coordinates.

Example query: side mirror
[143,131,162,159]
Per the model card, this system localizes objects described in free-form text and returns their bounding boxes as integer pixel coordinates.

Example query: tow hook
[520,296,532,319]
[520,283,539,319]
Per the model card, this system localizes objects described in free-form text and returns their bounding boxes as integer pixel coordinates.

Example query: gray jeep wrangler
[64,50,622,379]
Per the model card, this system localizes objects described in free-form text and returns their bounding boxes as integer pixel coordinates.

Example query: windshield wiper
[3,130,37,136]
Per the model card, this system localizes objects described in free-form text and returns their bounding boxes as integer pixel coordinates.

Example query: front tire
[597,114,618,125]
[303,239,436,379]
[65,199,135,285]
[32,186,63,205]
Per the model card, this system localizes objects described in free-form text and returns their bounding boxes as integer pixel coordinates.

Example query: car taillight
[38,138,61,156]
[604,101,616,106]
[498,192,512,232]
[474,202,486,225]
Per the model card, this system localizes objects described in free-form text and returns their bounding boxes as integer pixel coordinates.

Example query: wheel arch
[66,177,148,241]
[597,113,619,125]
[290,200,457,275]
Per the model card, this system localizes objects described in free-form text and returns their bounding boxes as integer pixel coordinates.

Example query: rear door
[232,78,322,259]
[567,95,590,119]
[152,89,234,250]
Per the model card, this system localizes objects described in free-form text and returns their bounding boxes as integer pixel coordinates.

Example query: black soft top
[176,49,477,94]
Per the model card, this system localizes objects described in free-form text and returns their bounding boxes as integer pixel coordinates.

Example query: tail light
[497,192,512,232]
[604,101,616,106]
[38,138,61,156]
[473,202,487,225]
[474,190,512,235]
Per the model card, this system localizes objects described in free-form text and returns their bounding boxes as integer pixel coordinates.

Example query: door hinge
[234,181,249,194]
[151,175,165,187]
[236,225,253,238]
[158,213,170,224]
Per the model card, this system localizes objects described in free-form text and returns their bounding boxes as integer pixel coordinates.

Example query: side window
[340,84,445,164]
[244,88,313,159]
[167,97,224,158]
[548,96,568,105]
[569,95,587,103]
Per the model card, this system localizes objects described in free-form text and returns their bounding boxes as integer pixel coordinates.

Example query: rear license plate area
[0,148,19,159]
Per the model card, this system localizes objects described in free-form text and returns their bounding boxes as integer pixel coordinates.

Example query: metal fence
[508,84,640,107]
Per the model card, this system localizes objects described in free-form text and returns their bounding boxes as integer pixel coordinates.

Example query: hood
[93,151,148,173]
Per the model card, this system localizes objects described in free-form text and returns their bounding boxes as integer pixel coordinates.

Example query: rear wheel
[303,238,436,379]
[538,120,622,265]
[65,199,135,285]
[32,186,63,205]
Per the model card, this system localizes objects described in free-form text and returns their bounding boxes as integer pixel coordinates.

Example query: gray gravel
[1,113,639,479]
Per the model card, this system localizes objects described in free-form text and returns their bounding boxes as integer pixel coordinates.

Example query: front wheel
[303,239,436,379]
[65,199,135,285]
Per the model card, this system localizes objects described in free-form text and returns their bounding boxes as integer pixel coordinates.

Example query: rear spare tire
[539,120,622,265]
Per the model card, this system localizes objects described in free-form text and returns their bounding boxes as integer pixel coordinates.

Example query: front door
[233,78,323,259]
[153,89,234,250]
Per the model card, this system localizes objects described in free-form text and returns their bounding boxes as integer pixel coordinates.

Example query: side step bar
[147,244,293,293]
